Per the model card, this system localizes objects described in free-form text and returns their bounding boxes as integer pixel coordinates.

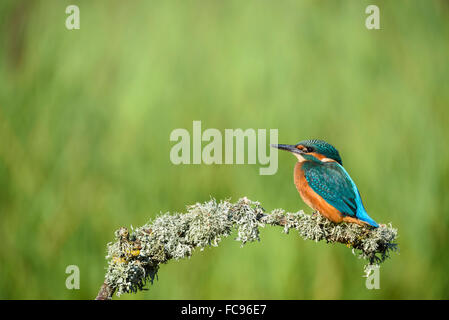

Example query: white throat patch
[293,153,306,162]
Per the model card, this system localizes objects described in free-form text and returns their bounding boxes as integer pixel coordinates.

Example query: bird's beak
[270,144,304,155]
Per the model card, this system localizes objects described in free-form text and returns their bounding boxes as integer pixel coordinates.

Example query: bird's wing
[303,161,358,217]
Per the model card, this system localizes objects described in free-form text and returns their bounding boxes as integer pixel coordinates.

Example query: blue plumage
[303,160,379,228]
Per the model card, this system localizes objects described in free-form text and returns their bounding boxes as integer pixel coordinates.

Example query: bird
[271,139,378,228]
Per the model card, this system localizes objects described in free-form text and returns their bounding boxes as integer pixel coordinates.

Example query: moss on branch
[95,197,398,299]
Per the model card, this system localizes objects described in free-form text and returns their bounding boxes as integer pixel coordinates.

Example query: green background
[1,0,448,299]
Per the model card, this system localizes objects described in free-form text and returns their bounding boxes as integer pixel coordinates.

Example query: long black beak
[270,144,304,154]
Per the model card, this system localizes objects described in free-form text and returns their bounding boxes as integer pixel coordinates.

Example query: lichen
[102,197,398,297]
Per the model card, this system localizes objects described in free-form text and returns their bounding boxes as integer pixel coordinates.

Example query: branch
[95,282,115,300]
[96,197,398,299]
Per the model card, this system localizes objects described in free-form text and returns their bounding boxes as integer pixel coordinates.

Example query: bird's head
[271,139,343,165]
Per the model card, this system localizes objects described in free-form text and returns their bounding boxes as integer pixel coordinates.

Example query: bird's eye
[296,145,313,153]
[303,146,313,153]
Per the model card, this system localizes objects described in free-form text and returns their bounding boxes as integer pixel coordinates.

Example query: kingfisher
[271,139,379,228]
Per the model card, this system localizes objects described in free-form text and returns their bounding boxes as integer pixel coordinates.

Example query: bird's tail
[360,214,379,228]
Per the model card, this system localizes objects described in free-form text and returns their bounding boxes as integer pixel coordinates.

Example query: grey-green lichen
[103,197,398,297]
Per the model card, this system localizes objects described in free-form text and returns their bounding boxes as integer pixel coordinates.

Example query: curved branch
[95,197,398,299]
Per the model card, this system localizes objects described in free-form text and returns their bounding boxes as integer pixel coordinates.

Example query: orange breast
[293,162,344,223]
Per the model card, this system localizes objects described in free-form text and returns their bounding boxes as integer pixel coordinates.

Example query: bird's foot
[342,216,366,227]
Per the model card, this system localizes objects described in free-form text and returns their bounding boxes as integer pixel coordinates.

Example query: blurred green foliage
[0,0,448,299]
